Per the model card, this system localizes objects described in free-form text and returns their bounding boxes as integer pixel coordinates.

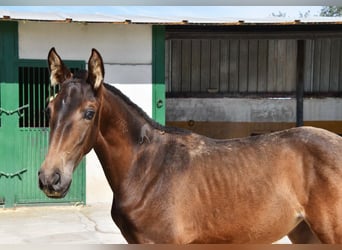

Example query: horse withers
[38,48,342,243]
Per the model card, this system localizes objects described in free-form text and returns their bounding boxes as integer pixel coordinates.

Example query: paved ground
[0,203,291,244]
[0,203,127,244]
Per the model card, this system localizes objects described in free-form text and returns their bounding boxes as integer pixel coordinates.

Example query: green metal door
[18,60,86,206]
[0,58,86,207]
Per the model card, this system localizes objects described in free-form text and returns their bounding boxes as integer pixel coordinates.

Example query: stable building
[0,10,341,207]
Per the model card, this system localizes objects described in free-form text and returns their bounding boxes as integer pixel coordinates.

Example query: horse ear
[48,47,72,86]
[87,48,104,90]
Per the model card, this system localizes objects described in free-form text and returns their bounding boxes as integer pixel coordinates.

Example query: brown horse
[38,48,342,244]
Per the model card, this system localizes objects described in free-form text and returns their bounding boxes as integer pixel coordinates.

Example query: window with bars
[18,60,85,128]
[19,66,53,128]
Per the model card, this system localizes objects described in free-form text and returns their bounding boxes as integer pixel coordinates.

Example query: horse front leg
[110,196,140,243]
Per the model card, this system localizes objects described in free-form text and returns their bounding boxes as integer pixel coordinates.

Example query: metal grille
[19,66,80,128]
[19,66,52,128]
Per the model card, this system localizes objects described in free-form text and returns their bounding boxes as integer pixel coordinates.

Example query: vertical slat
[304,40,314,93]
[171,40,182,92]
[210,40,220,90]
[267,40,277,92]
[257,40,268,92]
[230,40,240,92]
[200,39,211,92]
[34,67,38,127]
[320,39,331,92]
[36,67,40,127]
[248,40,258,92]
[25,67,29,127]
[219,40,229,93]
[313,39,322,92]
[329,39,341,92]
[191,40,201,92]
[239,40,249,93]
[285,40,297,92]
[276,40,286,92]
[31,67,34,126]
[19,67,23,127]
[181,40,192,92]
[38,67,42,127]
[42,68,47,127]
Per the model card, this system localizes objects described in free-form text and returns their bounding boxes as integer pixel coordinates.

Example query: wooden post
[152,25,166,125]
[296,40,305,127]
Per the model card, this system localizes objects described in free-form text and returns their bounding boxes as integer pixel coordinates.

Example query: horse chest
[111,198,178,243]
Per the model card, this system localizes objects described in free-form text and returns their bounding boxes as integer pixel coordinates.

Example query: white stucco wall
[18,21,153,204]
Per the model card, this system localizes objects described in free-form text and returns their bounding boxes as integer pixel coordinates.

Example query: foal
[39,48,342,243]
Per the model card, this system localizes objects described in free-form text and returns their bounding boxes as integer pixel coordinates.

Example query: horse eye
[84,110,95,120]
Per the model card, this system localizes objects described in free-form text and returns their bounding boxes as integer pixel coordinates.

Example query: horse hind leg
[287,221,321,243]
[304,189,342,243]
[304,208,342,243]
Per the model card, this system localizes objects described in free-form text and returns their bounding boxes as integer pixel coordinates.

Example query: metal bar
[296,40,305,127]
[33,67,36,128]
[28,67,31,128]
[38,67,43,127]
[42,67,46,127]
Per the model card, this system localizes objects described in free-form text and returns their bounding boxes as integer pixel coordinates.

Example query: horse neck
[93,86,150,193]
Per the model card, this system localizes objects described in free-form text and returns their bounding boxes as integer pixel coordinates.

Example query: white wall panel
[19,22,152,64]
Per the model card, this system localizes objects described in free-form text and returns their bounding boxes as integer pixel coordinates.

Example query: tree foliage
[271,11,287,18]
[299,10,311,18]
[320,6,342,17]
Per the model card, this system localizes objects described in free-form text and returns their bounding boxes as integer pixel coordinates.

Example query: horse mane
[104,83,191,135]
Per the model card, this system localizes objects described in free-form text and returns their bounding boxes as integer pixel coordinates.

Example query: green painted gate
[0,21,86,208]
[0,60,86,208]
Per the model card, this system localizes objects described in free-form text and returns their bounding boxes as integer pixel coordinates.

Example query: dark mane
[104,83,191,135]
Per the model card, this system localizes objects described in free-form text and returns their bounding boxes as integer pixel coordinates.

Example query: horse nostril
[52,171,61,186]
[38,176,44,190]
[38,171,46,190]
[38,169,61,189]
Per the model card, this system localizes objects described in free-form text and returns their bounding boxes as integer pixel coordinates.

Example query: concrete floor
[0,203,127,244]
[0,203,291,244]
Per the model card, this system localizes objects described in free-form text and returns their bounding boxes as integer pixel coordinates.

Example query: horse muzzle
[38,169,72,198]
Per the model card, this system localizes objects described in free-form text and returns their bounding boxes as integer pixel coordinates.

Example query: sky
[1,6,324,19]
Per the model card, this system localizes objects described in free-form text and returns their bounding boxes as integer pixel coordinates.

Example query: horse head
[38,48,104,198]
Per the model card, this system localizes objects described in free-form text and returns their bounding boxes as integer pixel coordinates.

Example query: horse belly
[191,212,300,243]
[177,195,304,244]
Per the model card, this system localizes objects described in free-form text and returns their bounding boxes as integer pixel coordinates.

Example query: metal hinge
[0,169,28,180]
[0,104,29,117]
